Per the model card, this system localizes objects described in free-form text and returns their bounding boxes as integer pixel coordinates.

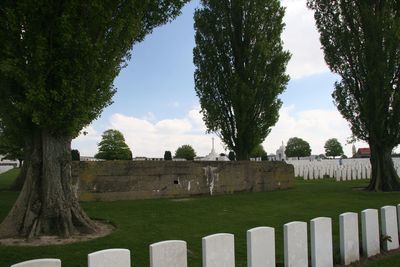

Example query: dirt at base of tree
[0,220,114,247]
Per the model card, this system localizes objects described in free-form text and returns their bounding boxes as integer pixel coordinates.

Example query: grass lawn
[0,169,400,266]
[0,168,19,191]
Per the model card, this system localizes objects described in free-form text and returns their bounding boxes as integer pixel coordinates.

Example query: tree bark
[0,129,98,238]
[367,143,400,191]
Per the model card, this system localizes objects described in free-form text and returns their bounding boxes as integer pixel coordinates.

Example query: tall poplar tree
[0,0,188,238]
[308,0,400,191]
[193,0,290,160]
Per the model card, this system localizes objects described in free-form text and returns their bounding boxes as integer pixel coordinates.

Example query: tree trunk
[0,129,98,238]
[235,147,249,160]
[367,143,400,191]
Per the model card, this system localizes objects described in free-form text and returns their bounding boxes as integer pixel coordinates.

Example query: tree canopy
[193,0,290,160]
[164,151,172,160]
[285,137,311,159]
[324,138,344,158]
[175,145,196,160]
[95,130,132,160]
[308,0,400,191]
[0,0,189,238]
[250,144,267,159]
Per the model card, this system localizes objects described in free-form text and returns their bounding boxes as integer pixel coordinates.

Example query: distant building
[0,155,19,167]
[354,148,370,158]
[196,137,229,161]
[276,142,286,161]
[352,144,357,157]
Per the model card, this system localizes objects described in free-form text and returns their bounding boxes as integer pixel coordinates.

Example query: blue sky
[72,0,370,158]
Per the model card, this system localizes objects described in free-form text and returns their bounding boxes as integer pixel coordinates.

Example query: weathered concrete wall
[72,161,294,201]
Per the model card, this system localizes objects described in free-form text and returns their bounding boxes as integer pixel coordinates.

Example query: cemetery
[1,167,400,266]
[289,158,400,181]
[1,0,400,266]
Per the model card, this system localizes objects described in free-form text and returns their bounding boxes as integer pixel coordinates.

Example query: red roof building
[354,148,371,158]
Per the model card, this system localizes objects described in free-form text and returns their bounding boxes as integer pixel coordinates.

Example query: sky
[72,0,371,158]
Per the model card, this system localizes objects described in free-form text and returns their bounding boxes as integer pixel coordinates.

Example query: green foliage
[324,138,343,158]
[0,0,189,138]
[71,149,80,161]
[228,151,236,161]
[95,129,132,160]
[174,144,196,160]
[164,151,172,160]
[193,0,290,160]
[250,144,267,158]
[308,1,400,190]
[0,0,191,237]
[285,137,311,158]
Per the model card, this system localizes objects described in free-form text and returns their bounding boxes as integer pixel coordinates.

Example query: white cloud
[281,0,330,79]
[263,106,368,156]
[72,126,101,157]
[72,108,225,158]
[73,106,370,158]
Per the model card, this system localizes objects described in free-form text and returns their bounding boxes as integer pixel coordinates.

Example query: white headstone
[88,249,130,267]
[346,167,352,180]
[150,240,187,267]
[304,168,308,180]
[341,168,346,181]
[357,168,361,180]
[380,206,399,251]
[398,204,400,237]
[11,259,61,267]
[361,209,380,257]
[310,217,333,267]
[202,233,234,267]
[339,212,359,265]
[247,227,275,267]
[284,221,308,267]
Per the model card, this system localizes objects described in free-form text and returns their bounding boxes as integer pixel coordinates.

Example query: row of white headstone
[11,204,400,267]
[288,158,400,181]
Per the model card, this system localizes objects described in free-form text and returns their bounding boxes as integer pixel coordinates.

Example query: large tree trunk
[367,143,400,191]
[235,147,249,160]
[0,129,98,238]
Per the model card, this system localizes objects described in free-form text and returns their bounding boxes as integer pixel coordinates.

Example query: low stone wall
[72,161,294,201]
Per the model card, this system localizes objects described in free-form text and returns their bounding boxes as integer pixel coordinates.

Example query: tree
[95,130,132,160]
[164,151,172,160]
[175,145,196,160]
[250,144,267,159]
[193,0,290,160]
[308,1,400,191]
[228,151,236,161]
[285,137,311,159]
[0,0,189,238]
[71,150,80,161]
[324,138,344,158]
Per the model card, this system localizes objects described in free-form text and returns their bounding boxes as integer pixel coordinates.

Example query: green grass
[0,171,400,266]
[0,168,19,190]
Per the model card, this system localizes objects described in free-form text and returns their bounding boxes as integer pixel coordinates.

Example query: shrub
[164,151,172,160]
[71,149,80,161]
